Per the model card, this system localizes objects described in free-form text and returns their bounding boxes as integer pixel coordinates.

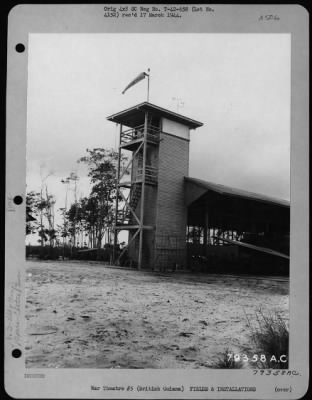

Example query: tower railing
[136,166,158,185]
[120,124,160,146]
[119,166,158,186]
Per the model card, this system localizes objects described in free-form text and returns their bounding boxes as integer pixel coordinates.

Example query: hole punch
[15,43,25,53]
[13,195,23,205]
[12,349,22,358]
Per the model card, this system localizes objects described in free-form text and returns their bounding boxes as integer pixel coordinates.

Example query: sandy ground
[25,260,289,369]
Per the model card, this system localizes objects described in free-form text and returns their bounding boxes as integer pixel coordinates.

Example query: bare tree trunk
[39,188,44,258]
[92,227,95,248]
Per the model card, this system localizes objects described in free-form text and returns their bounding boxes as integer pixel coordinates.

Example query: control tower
[107,102,203,270]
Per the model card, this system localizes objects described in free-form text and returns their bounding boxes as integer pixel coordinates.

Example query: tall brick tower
[107,102,203,270]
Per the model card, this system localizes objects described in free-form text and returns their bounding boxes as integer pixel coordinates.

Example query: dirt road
[25,260,289,368]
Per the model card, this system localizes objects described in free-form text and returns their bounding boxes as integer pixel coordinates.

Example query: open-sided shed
[185,177,290,275]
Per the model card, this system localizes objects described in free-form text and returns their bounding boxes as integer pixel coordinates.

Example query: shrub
[214,348,243,369]
[245,309,289,369]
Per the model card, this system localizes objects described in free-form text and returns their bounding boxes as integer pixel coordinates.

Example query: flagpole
[147,68,150,102]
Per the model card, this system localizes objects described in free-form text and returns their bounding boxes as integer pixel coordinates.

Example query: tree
[78,148,127,248]
[36,190,57,248]
[26,191,40,235]
[60,173,79,249]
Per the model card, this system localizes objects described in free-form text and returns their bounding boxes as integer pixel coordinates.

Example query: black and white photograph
[24,32,291,370]
[5,4,309,399]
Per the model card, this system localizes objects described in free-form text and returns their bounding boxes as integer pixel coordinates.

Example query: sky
[26,33,290,243]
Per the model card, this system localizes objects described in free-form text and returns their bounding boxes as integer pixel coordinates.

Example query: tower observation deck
[107,102,203,270]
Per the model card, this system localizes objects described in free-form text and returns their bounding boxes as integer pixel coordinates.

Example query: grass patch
[245,309,289,369]
[214,348,244,369]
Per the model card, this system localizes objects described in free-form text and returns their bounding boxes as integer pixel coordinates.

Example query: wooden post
[113,124,122,264]
[138,112,148,269]
[204,203,208,256]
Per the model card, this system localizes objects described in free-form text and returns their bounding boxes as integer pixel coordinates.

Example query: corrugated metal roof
[107,102,203,129]
[185,177,290,208]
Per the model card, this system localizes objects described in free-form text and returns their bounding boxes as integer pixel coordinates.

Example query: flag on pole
[122,72,148,95]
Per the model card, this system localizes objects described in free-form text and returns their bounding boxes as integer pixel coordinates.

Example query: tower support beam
[118,190,141,225]
[138,111,148,270]
[119,141,143,181]
[113,124,122,263]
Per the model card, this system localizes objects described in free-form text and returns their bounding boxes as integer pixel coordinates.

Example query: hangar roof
[107,102,203,129]
[184,177,290,208]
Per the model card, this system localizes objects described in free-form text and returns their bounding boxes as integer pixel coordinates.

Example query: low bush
[245,309,289,369]
[214,348,243,369]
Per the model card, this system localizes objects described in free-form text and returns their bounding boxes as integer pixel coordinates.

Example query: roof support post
[204,203,209,256]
